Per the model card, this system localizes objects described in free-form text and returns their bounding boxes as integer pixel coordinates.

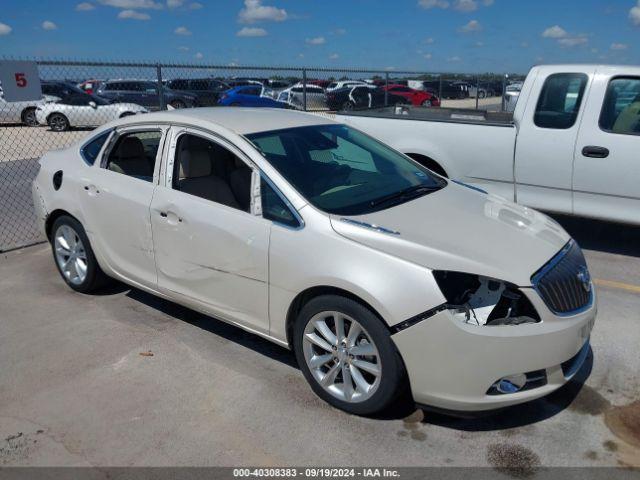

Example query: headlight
[432,271,540,326]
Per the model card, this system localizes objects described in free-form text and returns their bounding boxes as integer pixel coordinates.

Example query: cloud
[305,36,325,45]
[333,28,346,35]
[118,9,150,19]
[447,56,462,62]
[189,2,203,9]
[423,53,432,60]
[167,0,183,7]
[238,0,287,24]
[236,27,267,37]
[482,0,494,5]
[610,43,628,50]
[99,0,162,8]
[454,0,477,12]
[459,19,481,33]
[76,2,95,10]
[194,52,203,59]
[174,26,192,35]
[475,41,484,47]
[630,1,640,25]
[418,0,449,9]
[541,25,567,38]
[178,46,189,51]
[558,36,587,48]
[0,22,12,35]
[42,20,58,30]
[329,53,339,60]
[520,41,529,48]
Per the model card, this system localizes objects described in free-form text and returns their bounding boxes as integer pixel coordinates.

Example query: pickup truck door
[513,67,595,214]
[572,68,640,224]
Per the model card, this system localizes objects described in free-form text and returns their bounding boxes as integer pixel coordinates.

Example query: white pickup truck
[338,64,640,225]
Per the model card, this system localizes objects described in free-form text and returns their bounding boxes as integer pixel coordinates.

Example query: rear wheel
[51,216,110,293]
[21,107,38,127]
[341,101,355,111]
[48,113,69,132]
[293,295,407,415]
[170,100,186,109]
[421,99,432,107]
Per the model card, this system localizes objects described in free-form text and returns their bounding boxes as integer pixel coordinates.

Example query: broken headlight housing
[432,271,540,326]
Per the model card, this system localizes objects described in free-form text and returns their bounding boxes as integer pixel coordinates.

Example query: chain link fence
[0,58,524,252]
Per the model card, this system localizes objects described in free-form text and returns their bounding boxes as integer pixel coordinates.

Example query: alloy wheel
[54,224,88,286]
[302,311,382,403]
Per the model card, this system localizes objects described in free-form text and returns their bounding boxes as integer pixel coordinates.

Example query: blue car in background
[218,85,289,108]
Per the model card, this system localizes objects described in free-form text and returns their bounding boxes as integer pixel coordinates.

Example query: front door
[573,70,640,223]
[513,67,595,213]
[150,128,270,333]
[80,126,167,288]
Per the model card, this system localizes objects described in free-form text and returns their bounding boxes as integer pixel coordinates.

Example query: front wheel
[48,113,69,132]
[421,99,432,107]
[51,216,111,293]
[293,295,407,415]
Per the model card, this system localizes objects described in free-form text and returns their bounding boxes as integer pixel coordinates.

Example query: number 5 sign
[0,61,42,102]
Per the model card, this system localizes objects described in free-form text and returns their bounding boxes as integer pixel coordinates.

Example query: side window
[169,80,188,90]
[534,73,588,129]
[261,178,300,228]
[173,134,252,212]
[599,77,640,136]
[65,94,91,106]
[81,131,111,165]
[105,130,162,182]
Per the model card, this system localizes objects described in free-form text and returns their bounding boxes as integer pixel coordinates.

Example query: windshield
[246,124,446,215]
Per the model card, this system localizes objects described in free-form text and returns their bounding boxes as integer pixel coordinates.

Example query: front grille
[532,241,593,315]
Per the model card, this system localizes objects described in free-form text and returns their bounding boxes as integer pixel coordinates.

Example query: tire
[479,91,486,99]
[48,113,70,132]
[293,295,407,416]
[21,107,38,127]
[230,102,241,107]
[341,101,355,111]
[50,215,111,293]
[421,99,432,107]
[169,100,186,109]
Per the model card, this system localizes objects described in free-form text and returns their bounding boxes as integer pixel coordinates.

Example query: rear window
[599,77,640,136]
[81,131,111,165]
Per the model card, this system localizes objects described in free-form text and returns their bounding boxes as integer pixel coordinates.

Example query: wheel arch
[20,106,36,123]
[285,286,387,349]
[45,209,78,240]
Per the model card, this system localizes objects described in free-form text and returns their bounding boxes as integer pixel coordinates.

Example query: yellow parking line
[594,278,640,294]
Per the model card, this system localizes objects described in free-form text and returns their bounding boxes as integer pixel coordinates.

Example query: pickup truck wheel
[21,107,38,127]
[48,113,70,132]
[51,216,111,293]
[293,295,407,416]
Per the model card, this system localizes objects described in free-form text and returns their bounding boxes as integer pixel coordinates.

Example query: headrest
[116,136,145,159]
[180,149,212,179]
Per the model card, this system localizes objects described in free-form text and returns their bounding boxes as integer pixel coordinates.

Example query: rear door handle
[581,146,609,158]
[159,211,182,223]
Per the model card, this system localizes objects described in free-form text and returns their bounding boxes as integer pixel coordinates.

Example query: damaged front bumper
[392,288,597,412]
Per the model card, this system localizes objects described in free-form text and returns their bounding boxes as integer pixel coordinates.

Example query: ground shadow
[550,214,640,258]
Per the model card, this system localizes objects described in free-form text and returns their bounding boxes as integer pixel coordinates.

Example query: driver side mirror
[89,101,97,108]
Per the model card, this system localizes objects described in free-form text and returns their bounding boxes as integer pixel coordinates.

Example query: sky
[0,0,638,74]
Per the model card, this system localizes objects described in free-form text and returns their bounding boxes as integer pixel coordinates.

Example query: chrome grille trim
[531,240,593,316]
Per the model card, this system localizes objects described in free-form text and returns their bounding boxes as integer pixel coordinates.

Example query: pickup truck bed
[342,105,514,127]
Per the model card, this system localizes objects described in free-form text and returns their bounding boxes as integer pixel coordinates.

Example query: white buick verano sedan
[32,108,596,415]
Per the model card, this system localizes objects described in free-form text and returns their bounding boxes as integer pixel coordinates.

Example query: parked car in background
[277,84,327,110]
[326,80,369,92]
[0,83,57,126]
[166,78,229,107]
[424,80,470,99]
[96,80,198,110]
[36,92,147,131]
[382,84,440,107]
[77,80,104,95]
[32,108,595,415]
[340,64,640,225]
[225,78,264,88]
[262,79,292,100]
[326,86,408,111]
[218,85,289,108]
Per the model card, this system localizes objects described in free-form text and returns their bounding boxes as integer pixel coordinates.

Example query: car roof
[115,107,336,135]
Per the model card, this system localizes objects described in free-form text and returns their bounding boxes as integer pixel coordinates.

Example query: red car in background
[382,84,440,107]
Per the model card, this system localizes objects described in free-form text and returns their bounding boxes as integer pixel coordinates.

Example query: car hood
[329,183,569,286]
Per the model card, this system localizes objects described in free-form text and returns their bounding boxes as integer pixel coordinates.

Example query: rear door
[513,67,595,214]
[572,68,640,223]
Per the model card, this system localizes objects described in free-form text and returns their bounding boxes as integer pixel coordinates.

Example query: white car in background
[0,84,58,126]
[326,80,369,92]
[36,93,148,131]
[277,84,327,110]
[32,108,595,415]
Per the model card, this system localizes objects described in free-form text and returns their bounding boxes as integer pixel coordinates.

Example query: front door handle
[581,146,610,158]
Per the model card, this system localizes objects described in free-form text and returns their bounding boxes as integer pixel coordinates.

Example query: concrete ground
[0,215,639,469]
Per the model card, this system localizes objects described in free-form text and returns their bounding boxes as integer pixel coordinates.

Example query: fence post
[502,74,508,112]
[156,63,166,110]
[475,76,480,110]
[438,75,443,103]
[384,72,389,106]
[302,68,307,111]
